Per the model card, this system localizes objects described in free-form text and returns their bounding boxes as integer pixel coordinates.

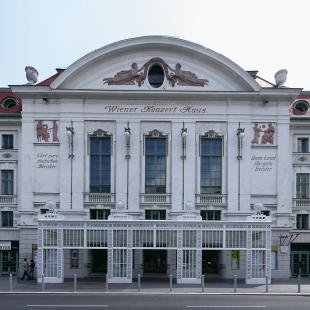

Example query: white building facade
[0,36,304,283]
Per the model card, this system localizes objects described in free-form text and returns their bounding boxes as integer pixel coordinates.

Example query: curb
[0,291,309,296]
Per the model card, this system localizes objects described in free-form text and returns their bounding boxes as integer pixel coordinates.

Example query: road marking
[27,306,109,308]
[186,307,266,308]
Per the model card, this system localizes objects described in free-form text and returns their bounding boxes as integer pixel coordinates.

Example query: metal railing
[140,193,172,204]
[195,194,227,206]
[84,193,116,204]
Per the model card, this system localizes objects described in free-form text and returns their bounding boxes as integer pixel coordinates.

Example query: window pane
[200,138,222,194]
[296,173,309,198]
[2,211,13,227]
[2,135,13,149]
[90,137,111,193]
[1,170,13,195]
[145,137,167,193]
[297,138,309,153]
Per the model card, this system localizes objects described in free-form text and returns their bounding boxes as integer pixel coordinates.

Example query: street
[1,294,310,310]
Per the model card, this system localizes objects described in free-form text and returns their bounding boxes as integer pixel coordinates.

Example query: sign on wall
[0,241,11,250]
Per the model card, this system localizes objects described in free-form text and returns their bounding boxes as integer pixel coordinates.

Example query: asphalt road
[1,294,310,310]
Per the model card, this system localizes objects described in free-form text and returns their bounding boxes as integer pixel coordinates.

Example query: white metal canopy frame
[37,213,271,284]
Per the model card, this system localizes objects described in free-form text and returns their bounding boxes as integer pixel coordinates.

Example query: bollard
[137,274,141,292]
[169,274,172,292]
[201,275,205,293]
[106,274,109,292]
[265,275,268,293]
[74,274,77,292]
[298,274,301,293]
[41,274,45,292]
[9,274,13,292]
[233,275,237,293]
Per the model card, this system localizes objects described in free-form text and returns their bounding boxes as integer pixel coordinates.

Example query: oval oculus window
[294,100,310,113]
[148,64,164,88]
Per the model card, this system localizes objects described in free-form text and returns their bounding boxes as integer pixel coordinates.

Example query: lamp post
[181,123,187,210]
[66,121,74,209]
[124,122,131,209]
[237,122,245,211]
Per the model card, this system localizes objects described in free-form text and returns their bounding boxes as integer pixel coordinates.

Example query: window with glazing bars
[296,173,309,198]
[296,214,309,230]
[2,134,13,149]
[1,211,13,227]
[145,209,166,220]
[297,138,309,153]
[145,137,167,194]
[90,136,111,193]
[90,209,110,220]
[200,138,222,194]
[1,170,13,195]
[200,210,221,220]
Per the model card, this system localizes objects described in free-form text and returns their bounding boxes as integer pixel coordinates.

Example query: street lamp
[236,123,245,160]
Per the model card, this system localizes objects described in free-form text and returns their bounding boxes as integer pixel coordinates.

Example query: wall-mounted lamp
[66,120,74,209]
[236,123,245,160]
[66,120,75,159]
[181,122,187,160]
[124,121,131,159]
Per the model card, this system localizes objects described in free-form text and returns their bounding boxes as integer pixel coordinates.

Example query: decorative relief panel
[103,58,209,87]
[35,120,59,143]
[251,123,276,145]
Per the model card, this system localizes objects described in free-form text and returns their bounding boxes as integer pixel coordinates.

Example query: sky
[1,0,309,89]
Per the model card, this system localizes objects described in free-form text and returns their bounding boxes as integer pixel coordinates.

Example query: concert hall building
[0,36,309,283]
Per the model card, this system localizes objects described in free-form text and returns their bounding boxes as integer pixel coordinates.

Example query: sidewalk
[1,276,310,294]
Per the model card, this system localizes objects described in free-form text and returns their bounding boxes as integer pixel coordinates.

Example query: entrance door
[91,250,107,274]
[202,250,220,274]
[143,250,167,274]
[0,250,18,275]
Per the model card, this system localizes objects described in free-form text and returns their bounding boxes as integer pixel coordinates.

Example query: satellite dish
[274,69,287,88]
[253,202,264,214]
[25,66,39,84]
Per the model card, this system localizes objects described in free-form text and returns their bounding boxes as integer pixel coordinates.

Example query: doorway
[91,249,107,274]
[143,250,167,274]
[202,250,220,274]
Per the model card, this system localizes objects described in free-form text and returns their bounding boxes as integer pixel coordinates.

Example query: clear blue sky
[1,0,309,88]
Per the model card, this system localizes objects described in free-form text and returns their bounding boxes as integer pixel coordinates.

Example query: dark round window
[2,97,17,109]
[295,100,310,113]
[148,64,164,88]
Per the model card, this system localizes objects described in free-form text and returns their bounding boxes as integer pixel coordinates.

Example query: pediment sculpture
[103,58,209,87]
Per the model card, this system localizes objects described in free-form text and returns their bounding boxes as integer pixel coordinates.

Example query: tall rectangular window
[90,136,111,193]
[296,214,309,230]
[200,138,222,194]
[297,138,309,153]
[2,134,13,149]
[145,137,167,194]
[1,170,13,195]
[296,173,309,198]
[1,211,13,227]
